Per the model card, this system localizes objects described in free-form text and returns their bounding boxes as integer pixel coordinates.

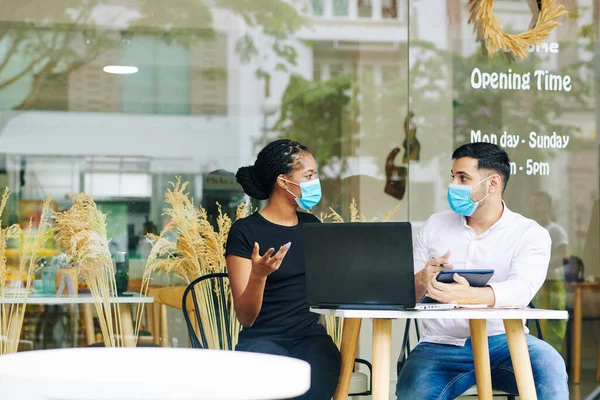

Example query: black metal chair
[182,272,372,396]
[182,272,237,350]
[397,302,544,400]
[349,358,372,397]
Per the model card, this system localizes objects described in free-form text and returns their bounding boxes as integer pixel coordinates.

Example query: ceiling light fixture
[103,65,139,75]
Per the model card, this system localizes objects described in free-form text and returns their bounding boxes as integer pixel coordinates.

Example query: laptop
[303,222,418,310]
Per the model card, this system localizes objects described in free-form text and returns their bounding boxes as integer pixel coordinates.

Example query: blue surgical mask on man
[447,175,496,217]
[281,178,322,210]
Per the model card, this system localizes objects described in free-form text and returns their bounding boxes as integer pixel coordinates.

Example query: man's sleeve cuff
[487,281,511,307]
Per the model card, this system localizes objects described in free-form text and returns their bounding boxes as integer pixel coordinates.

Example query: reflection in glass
[313,0,325,16]
[529,191,569,352]
[333,0,350,17]
[382,0,398,19]
[358,0,373,18]
[0,0,597,392]
[408,4,598,392]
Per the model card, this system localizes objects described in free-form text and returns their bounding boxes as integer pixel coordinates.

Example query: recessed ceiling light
[103,65,139,74]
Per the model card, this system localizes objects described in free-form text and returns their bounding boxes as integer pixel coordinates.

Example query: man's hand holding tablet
[425,269,495,305]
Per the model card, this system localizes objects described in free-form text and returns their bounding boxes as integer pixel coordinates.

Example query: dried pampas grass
[142,177,246,349]
[54,193,126,347]
[322,198,401,224]
[0,188,53,354]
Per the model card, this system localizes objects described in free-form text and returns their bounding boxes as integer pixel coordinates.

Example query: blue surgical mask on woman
[281,178,322,211]
[447,175,496,217]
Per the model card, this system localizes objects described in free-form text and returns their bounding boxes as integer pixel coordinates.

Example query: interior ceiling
[0,0,224,31]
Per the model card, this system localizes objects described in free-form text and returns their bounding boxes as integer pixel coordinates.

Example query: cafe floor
[569,369,599,400]
[451,368,599,399]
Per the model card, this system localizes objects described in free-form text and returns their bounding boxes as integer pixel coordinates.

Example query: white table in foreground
[0,294,154,347]
[0,293,154,305]
[0,347,311,400]
[311,307,569,400]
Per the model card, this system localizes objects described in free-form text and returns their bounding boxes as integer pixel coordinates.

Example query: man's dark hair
[452,142,511,191]
[235,139,309,200]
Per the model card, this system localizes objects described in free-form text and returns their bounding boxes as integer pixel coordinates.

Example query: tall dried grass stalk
[54,194,125,347]
[0,188,12,298]
[142,178,246,349]
[0,189,52,354]
[319,199,401,348]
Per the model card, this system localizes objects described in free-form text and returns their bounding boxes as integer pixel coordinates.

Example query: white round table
[0,347,311,400]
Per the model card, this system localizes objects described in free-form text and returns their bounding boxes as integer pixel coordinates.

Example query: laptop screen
[302,222,416,310]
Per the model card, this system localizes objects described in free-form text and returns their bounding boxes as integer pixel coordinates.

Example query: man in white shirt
[396,143,568,399]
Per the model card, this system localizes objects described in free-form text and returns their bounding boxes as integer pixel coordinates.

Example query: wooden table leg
[541,285,549,334]
[333,318,361,400]
[372,319,392,400]
[70,304,78,347]
[596,347,600,382]
[504,319,537,400]
[152,302,160,345]
[144,303,150,330]
[573,284,583,384]
[160,304,169,347]
[145,303,152,333]
[135,303,153,343]
[121,305,135,347]
[469,319,493,400]
[571,383,581,400]
[82,304,95,346]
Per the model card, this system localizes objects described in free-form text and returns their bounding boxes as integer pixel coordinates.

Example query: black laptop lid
[302,222,416,310]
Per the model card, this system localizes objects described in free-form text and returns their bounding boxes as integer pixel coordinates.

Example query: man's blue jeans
[396,334,568,400]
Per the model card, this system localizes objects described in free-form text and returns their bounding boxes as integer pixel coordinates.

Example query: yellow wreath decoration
[468,0,568,59]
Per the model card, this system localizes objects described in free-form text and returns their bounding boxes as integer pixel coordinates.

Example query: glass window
[382,0,398,19]
[313,0,325,16]
[333,0,349,17]
[121,34,190,115]
[358,0,373,18]
[0,1,598,397]
[409,0,598,393]
[84,172,152,198]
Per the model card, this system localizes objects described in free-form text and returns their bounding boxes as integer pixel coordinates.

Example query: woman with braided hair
[226,139,341,399]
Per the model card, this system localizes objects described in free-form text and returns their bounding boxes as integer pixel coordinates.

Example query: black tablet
[436,269,494,287]
[419,269,494,304]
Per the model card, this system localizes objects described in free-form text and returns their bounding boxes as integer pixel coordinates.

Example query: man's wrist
[463,286,495,306]
[484,286,496,306]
